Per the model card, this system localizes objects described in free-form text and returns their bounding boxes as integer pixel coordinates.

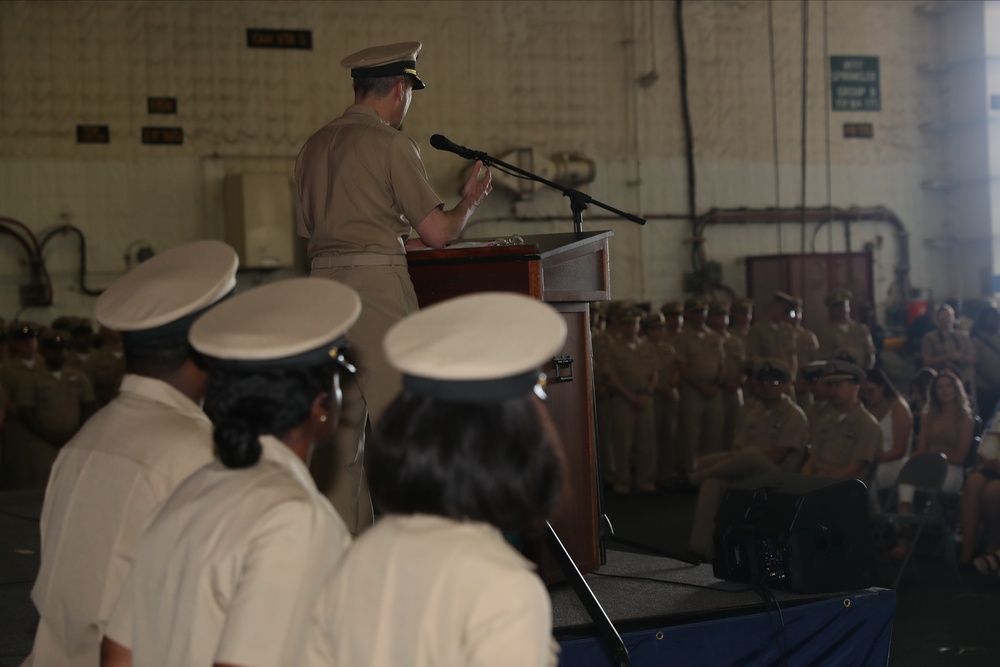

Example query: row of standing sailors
[592,290,877,494]
[0,320,126,490]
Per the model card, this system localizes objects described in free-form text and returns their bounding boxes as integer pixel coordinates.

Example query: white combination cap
[189,277,361,371]
[95,240,239,336]
[384,292,567,403]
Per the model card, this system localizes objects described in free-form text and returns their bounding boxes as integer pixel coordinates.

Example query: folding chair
[871,451,961,587]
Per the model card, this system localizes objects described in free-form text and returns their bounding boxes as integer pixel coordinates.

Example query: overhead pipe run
[696,205,912,317]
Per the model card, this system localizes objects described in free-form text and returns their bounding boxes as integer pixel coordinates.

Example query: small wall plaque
[246,29,312,50]
[76,125,110,144]
[141,127,184,145]
[843,122,874,139]
[148,97,177,114]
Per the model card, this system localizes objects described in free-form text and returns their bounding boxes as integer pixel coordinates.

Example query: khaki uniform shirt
[745,321,798,373]
[653,339,679,397]
[592,330,616,390]
[15,367,94,444]
[922,329,975,389]
[608,338,658,393]
[295,104,443,258]
[674,327,724,384]
[26,375,215,667]
[795,326,820,366]
[717,330,745,387]
[974,332,1000,391]
[819,320,876,369]
[732,395,808,471]
[0,356,45,407]
[83,347,126,406]
[809,404,881,477]
[307,514,557,667]
[106,435,350,667]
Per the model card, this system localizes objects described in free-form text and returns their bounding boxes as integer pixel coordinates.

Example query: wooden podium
[407,231,612,577]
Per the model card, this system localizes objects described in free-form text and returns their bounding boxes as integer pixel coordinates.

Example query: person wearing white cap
[101,278,358,667]
[24,240,238,667]
[294,41,493,534]
[307,292,564,667]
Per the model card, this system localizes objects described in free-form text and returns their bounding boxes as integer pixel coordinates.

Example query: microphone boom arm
[431,135,645,232]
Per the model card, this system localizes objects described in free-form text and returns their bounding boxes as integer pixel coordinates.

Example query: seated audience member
[907,367,938,440]
[801,359,833,440]
[26,241,239,667]
[860,368,913,497]
[307,293,565,667]
[903,369,973,504]
[961,430,1000,569]
[800,361,881,481]
[971,305,1000,421]
[101,278,358,667]
[891,369,974,559]
[921,304,975,404]
[686,359,808,560]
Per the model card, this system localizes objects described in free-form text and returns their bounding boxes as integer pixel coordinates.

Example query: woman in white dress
[860,367,913,502]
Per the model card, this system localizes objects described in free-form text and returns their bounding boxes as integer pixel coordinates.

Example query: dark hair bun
[214,419,262,469]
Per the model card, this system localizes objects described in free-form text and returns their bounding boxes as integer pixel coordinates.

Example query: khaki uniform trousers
[688,451,780,558]
[610,395,656,492]
[654,392,681,483]
[311,259,418,534]
[678,385,725,472]
[720,388,742,450]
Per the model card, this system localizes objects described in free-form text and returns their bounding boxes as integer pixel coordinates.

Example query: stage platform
[551,549,893,666]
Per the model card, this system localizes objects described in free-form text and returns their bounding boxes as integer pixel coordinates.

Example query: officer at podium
[294,41,492,533]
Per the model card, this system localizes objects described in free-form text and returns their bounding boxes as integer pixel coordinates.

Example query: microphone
[430,134,485,161]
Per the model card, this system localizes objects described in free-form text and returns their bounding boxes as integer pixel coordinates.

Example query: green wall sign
[831,56,880,112]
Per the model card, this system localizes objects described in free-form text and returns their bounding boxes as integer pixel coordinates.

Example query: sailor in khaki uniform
[818,290,877,370]
[102,278,358,667]
[83,326,127,407]
[606,307,658,493]
[675,298,726,471]
[687,360,808,559]
[790,297,820,407]
[25,241,239,667]
[308,292,564,667]
[745,291,799,379]
[295,41,492,534]
[707,300,745,449]
[15,330,96,487]
[645,312,682,486]
[0,323,47,489]
[661,300,684,346]
[592,303,621,481]
[801,360,882,480]
[728,298,753,345]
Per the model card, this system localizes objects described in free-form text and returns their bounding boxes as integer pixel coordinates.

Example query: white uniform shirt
[105,435,350,666]
[307,513,558,667]
[26,374,215,667]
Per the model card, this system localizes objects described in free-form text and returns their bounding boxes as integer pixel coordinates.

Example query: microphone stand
[438,140,638,666]
[460,147,646,233]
